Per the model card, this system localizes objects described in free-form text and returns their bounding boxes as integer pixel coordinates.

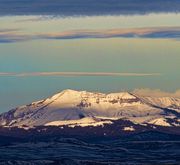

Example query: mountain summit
[0,89,179,128]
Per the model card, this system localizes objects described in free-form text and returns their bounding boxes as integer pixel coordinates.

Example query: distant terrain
[0,89,179,164]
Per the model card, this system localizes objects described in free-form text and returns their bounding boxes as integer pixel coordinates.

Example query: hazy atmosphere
[0,1,180,164]
[0,1,179,112]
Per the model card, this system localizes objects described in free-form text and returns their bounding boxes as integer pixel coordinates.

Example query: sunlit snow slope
[0,89,179,127]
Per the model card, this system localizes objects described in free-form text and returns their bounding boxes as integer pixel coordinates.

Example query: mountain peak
[107,91,137,99]
[0,89,179,128]
[61,89,80,94]
[58,89,137,99]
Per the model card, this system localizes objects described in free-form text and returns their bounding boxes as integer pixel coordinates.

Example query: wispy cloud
[133,88,180,98]
[0,27,180,43]
[0,72,15,76]
[0,28,32,43]
[0,72,161,77]
[39,27,180,40]
[0,29,20,33]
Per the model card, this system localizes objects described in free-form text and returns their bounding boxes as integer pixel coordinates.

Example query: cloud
[0,0,180,16]
[0,72,15,76]
[0,72,160,77]
[0,27,180,43]
[39,27,180,40]
[15,17,49,23]
[0,35,30,43]
[0,28,32,43]
[132,88,180,98]
[0,29,20,33]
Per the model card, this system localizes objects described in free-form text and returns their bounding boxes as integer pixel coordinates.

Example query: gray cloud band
[0,72,161,77]
[0,0,180,16]
[0,27,180,43]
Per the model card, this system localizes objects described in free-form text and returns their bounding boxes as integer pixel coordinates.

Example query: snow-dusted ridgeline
[0,89,179,128]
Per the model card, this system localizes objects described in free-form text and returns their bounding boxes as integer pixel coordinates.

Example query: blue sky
[0,2,180,112]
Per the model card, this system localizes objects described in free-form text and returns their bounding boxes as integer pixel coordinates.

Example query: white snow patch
[17,126,30,130]
[172,122,180,127]
[45,117,112,127]
[148,118,171,127]
[123,126,135,131]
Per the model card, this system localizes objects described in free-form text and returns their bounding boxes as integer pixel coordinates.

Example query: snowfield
[45,117,113,127]
[123,126,135,131]
[148,118,171,127]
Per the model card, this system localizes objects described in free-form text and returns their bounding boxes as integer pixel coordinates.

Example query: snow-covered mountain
[0,89,179,128]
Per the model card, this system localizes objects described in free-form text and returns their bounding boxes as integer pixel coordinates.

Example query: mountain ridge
[0,89,179,128]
